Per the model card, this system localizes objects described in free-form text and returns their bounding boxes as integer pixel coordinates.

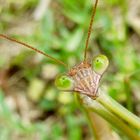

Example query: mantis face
[55,54,109,98]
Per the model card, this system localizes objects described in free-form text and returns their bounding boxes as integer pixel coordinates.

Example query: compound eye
[92,55,109,75]
[55,74,74,90]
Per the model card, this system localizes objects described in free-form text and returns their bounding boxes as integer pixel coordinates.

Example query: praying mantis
[0,0,109,99]
[1,1,140,139]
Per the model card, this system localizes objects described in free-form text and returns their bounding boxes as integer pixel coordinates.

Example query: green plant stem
[97,91,140,129]
[124,78,133,112]
[81,96,140,140]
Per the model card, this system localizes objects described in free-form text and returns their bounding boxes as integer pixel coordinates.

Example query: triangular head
[55,54,109,99]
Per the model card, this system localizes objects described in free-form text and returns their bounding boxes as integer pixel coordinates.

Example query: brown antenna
[0,34,68,68]
[84,0,99,61]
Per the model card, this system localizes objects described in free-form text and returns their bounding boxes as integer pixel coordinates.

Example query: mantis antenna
[84,0,99,61]
[0,34,68,68]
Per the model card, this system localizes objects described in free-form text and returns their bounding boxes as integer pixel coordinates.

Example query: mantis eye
[55,75,74,90]
[92,54,109,75]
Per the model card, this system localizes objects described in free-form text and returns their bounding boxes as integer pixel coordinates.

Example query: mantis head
[55,55,109,91]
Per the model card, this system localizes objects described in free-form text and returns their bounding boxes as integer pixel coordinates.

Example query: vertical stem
[124,78,133,112]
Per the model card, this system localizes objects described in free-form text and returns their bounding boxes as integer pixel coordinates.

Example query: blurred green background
[0,0,140,139]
